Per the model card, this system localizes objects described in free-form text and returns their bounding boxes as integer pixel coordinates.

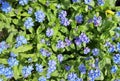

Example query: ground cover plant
[0,0,120,81]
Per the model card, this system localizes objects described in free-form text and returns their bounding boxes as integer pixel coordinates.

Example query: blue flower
[28,7,33,14]
[24,17,34,29]
[60,17,70,26]
[47,66,56,74]
[76,78,83,81]
[84,47,90,54]
[47,60,56,78]
[58,10,67,19]
[4,67,13,79]
[56,40,65,49]
[10,52,17,57]
[93,16,102,27]
[65,37,71,46]
[116,12,120,16]
[79,33,90,43]
[67,73,77,81]
[75,37,82,45]
[34,10,45,22]
[88,69,101,80]
[46,28,54,37]
[114,79,120,81]
[75,14,83,23]
[97,0,105,6]
[105,42,111,47]
[0,64,5,75]
[65,65,71,71]
[111,66,117,73]
[57,54,64,62]
[117,42,120,52]
[40,48,51,57]
[38,76,46,81]
[72,0,80,3]
[95,58,99,68]
[40,48,47,56]
[108,45,115,53]
[35,64,43,73]
[15,36,27,47]
[19,0,28,5]
[48,60,56,67]
[46,72,51,79]
[0,41,9,54]
[113,54,120,64]
[8,57,19,67]
[1,1,12,13]
[22,65,33,78]
[92,48,99,56]
[40,39,45,43]
[58,10,70,26]
[84,0,92,4]
[78,64,86,74]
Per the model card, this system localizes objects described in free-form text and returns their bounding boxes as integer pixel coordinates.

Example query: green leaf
[12,19,19,25]
[12,44,33,53]
[13,66,21,80]
[104,0,116,9]
[98,59,106,70]
[0,58,7,64]
[6,33,14,43]
[0,14,7,20]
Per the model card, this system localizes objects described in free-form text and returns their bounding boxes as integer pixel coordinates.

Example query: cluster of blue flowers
[46,60,56,79]
[56,37,71,49]
[35,64,43,73]
[15,36,27,47]
[93,16,102,27]
[46,28,54,37]
[22,65,33,78]
[67,72,83,81]
[84,47,90,54]
[78,64,86,74]
[84,0,92,4]
[0,41,9,54]
[92,48,99,56]
[56,40,65,49]
[8,57,19,67]
[65,65,71,71]
[58,10,70,26]
[0,64,13,79]
[75,14,83,23]
[38,76,47,81]
[19,0,28,6]
[104,41,120,53]
[40,48,51,57]
[1,1,12,13]
[88,69,101,81]
[111,66,118,73]
[34,11,45,22]
[97,0,105,6]
[113,54,120,64]
[24,17,34,29]
[75,33,90,45]
[116,11,120,16]
[57,54,64,63]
